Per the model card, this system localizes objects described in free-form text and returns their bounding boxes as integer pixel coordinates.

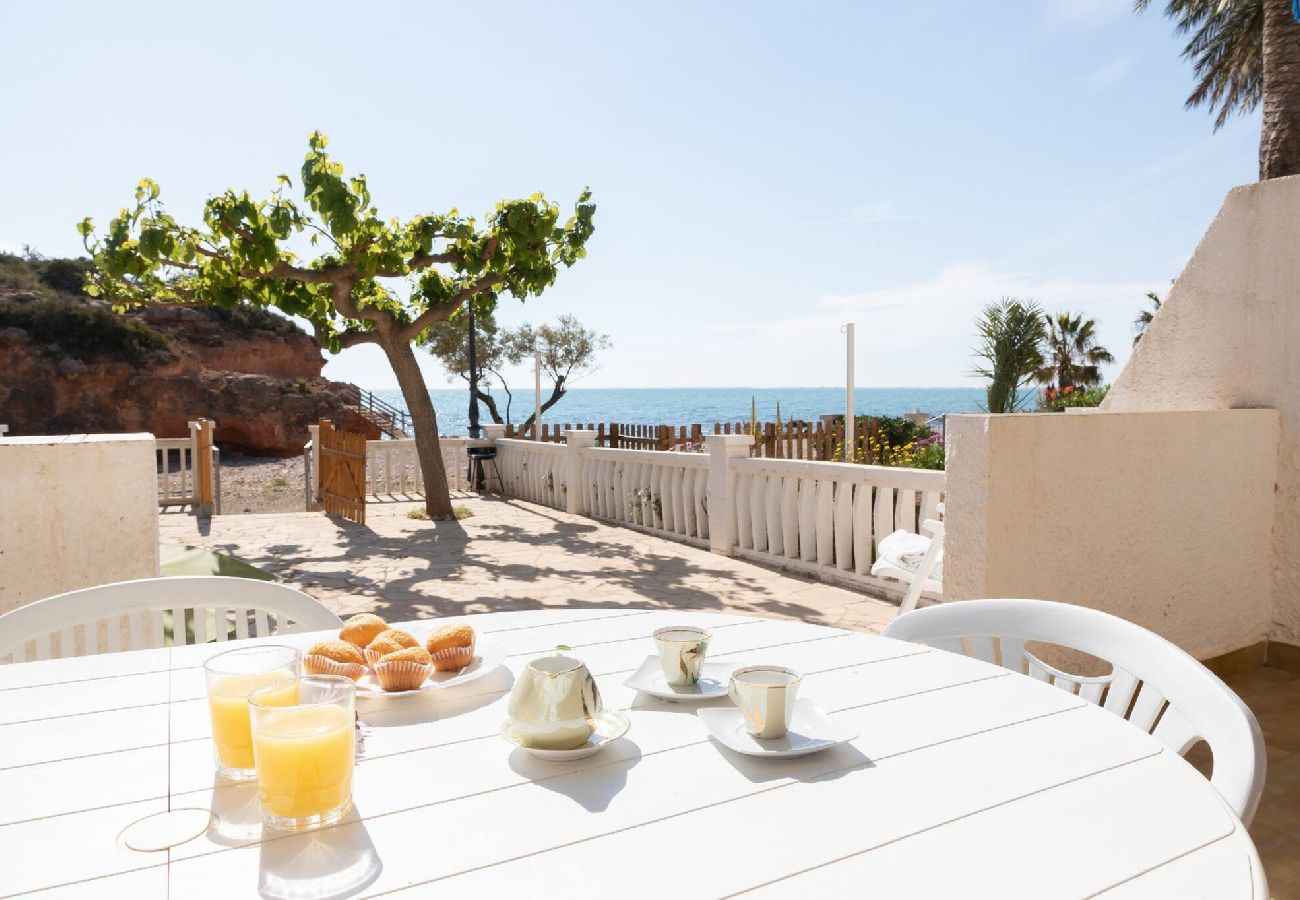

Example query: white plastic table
[0,609,1266,898]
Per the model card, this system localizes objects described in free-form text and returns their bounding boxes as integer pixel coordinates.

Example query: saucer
[623,656,731,703]
[501,709,631,760]
[697,699,858,758]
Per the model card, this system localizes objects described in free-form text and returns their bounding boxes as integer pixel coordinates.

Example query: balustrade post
[191,418,216,516]
[704,434,753,556]
[308,423,322,502]
[480,423,506,441]
[563,430,597,515]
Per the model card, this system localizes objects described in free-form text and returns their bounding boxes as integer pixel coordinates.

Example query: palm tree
[1136,0,1300,180]
[1133,291,1163,346]
[1037,312,1115,391]
[972,299,1047,414]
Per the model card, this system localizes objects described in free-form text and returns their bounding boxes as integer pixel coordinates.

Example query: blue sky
[0,0,1259,389]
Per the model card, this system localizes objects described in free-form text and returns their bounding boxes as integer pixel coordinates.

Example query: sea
[375,387,1015,436]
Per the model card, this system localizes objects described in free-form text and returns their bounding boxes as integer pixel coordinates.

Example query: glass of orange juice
[204,646,301,780]
[249,674,356,830]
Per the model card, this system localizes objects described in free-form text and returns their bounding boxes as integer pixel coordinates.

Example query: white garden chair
[883,598,1266,825]
[0,576,342,664]
[871,519,944,616]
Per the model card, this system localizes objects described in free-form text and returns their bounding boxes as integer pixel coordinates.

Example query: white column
[534,352,542,441]
[844,322,855,461]
[563,429,597,515]
[704,433,754,556]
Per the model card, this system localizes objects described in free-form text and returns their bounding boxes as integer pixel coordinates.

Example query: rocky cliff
[0,254,379,455]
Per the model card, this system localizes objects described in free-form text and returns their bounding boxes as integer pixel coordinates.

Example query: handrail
[732,455,946,490]
[341,385,411,436]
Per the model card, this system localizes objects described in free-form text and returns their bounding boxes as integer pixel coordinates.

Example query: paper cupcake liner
[362,647,384,668]
[429,636,476,672]
[304,655,367,682]
[373,659,433,692]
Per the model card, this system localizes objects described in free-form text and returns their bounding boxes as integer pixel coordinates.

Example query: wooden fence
[500,419,901,463]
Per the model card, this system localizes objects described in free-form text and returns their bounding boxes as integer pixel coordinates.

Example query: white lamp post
[843,322,855,461]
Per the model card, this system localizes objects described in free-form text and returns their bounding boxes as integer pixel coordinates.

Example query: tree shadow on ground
[190,497,890,628]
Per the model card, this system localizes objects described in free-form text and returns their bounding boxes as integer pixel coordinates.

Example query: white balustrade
[494,438,567,509]
[155,437,196,507]
[578,446,710,545]
[729,456,943,593]
[364,437,475,497]
[488,429,945,600]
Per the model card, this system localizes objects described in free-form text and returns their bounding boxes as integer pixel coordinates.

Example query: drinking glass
[250,674,356,831]
[204,645,302,780]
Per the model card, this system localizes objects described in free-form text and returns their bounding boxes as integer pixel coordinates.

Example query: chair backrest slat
[194,607,210,644]
[0,577,341,663]
[966,635,997,665]
[1103,668,1140,717]
[884,598,1266,825]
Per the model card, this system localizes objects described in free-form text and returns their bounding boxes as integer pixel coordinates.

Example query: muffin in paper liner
[304,654,367,682]
[373,659,433,692]
[429,634,476,672]
[362,647,385,668]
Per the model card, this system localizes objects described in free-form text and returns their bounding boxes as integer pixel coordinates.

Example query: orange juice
[252,703,355,821]
[208,673,299,770]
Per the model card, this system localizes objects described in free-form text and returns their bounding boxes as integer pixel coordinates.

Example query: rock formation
[0,259,381,455]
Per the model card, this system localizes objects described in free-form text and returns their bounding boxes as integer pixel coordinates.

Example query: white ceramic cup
[652,626,711,686]
[728,665,801,739]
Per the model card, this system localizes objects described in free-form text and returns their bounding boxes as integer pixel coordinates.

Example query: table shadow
[705,738,874,784]
[256,805,382,900]
[506,738,642,812]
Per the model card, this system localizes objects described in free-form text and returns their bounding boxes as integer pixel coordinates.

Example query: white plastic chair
[0,576,342,664]
[883,599,1266,824]
[871,519,944,616]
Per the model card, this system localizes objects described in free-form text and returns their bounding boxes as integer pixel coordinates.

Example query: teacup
[507,654,602,751]
[728,665,801,739]
[653,626,711,686]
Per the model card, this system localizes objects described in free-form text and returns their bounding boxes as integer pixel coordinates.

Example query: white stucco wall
[1104,175,1300,645]
[0,433,160,613]
[945,410,1278,661]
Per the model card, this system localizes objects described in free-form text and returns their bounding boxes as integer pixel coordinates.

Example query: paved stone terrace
[159,496,899,633]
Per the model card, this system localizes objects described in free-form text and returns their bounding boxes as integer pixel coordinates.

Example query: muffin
[364,629,419,666]
[339,614,388,650]
[425,623,476,671]
[304,640,367,682]
[373,646,433,692]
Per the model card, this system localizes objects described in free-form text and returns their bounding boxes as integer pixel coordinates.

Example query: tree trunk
[518,379,567,431]
[1261,0,1300,179]
[384,337,454,519]
[474,388,504,424]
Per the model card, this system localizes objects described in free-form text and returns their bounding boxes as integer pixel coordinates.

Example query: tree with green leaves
[1036,312,1115,391]
[1136,0,1300,179]
[422,307,514,425]
[79,132,595,519]
[424,312,608,428]
[1133,290,1163,345]
[971,298,1046,414]
[505,315,610,430]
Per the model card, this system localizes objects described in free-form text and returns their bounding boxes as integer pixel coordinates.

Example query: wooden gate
[318,419,367,524]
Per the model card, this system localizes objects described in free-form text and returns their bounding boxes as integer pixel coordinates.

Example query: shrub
[37,258,90,294]
[204,302,301,336]
[1038,384,1109,412]
[0,293,169,363]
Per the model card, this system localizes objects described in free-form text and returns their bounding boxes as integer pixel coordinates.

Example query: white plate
[354,633,507,698]
[500,710,631,760]
[623,656,732,703]
[697,699,858,758]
